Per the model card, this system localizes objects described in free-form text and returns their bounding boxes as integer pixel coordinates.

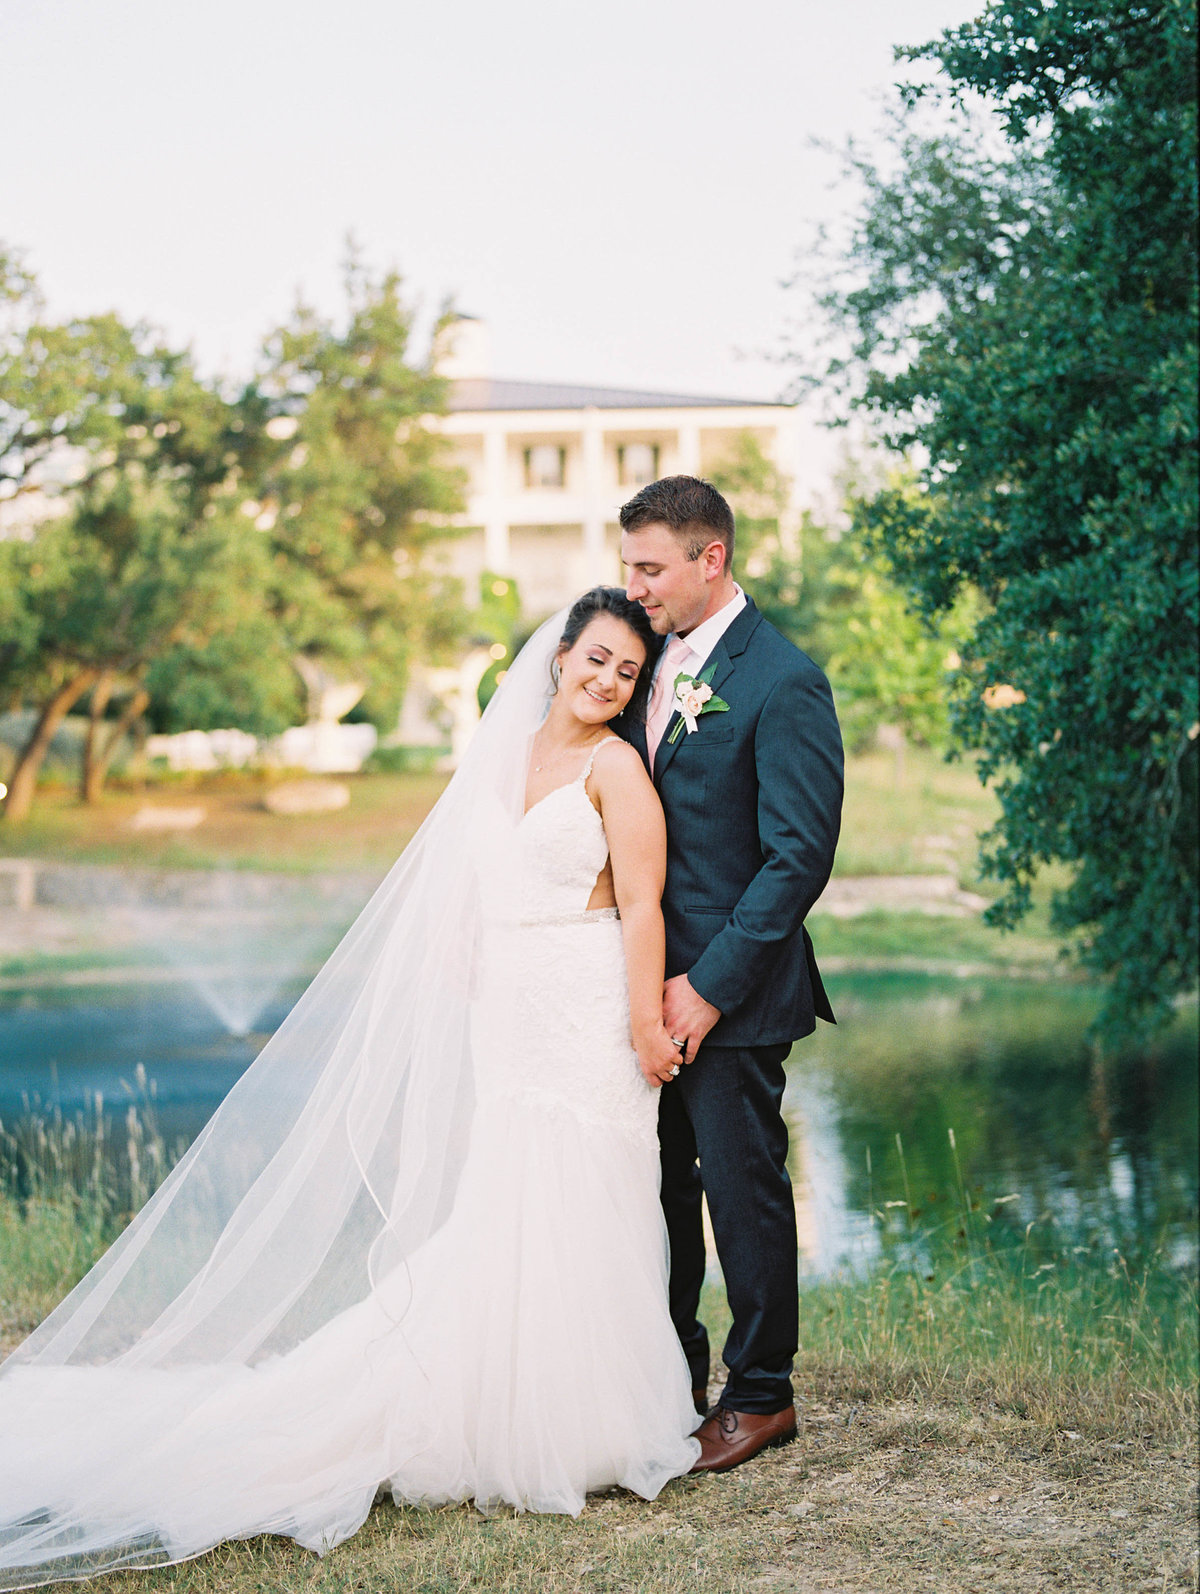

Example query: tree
[801,0,1198,1036]
[710,434,969,751]
[0,252,467,816]
[0,303,277,818]
[256,258,466,731]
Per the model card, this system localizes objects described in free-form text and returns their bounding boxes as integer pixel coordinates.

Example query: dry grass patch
[0,773,449,875]
[68,1380,1196,1594]
[3,1186,1195,1590]
[1,745,996,882]
[3,1214,1195,1591]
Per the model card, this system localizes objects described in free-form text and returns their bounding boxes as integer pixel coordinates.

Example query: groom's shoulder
[742,608,828,686]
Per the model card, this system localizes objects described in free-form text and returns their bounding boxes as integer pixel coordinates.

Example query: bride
[0,587,701,1589]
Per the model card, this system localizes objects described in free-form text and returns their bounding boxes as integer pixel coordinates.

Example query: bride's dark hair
[555,586,662,722]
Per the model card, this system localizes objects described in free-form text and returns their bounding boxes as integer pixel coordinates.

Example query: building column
[482,424,510,570]
[677,423,701,476]
[580,409,607,579]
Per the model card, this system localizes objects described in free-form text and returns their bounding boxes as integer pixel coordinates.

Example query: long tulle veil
[0,610,570,1587]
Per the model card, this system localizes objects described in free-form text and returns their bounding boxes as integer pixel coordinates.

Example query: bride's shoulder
[587,736,652,797]
[592,735,643,771]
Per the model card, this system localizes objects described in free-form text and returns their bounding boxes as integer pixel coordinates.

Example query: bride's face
[556,615,647,725]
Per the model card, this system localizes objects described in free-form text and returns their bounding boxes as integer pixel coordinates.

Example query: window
[524,445,566,488]
[618,442,659,488]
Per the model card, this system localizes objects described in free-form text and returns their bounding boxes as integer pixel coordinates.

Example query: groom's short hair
[619,476,736,568]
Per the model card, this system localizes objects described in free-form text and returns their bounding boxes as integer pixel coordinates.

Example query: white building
[429,317,806,616]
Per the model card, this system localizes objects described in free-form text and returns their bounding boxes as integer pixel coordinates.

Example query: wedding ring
[671,1035,685,1050]
[670,1064,681,1076]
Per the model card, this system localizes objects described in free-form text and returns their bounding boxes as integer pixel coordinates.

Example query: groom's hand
[662,975,721,1062]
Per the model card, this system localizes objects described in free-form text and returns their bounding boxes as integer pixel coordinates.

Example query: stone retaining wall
[0,858,987,919]
[0,858,380,913]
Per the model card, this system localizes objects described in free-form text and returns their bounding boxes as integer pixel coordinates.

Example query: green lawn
[0,746,1083,984]
[833,746,1002,883]
[0,770,450,874]
[2,745,999,878]
[809,909,1064,972]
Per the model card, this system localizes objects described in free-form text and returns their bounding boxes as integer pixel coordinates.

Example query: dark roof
[446,377,780,413]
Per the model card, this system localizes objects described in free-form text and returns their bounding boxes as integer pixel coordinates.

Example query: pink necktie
[646,635,693,771]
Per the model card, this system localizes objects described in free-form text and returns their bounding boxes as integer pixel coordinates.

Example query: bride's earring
[549,660,561,695]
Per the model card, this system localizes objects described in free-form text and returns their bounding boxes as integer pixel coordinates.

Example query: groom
[620,475,843,1473]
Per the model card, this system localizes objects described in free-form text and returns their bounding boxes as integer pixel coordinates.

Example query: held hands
[662,974,721,1063]
[634,1023,687,1089]
[633,977,722,1087]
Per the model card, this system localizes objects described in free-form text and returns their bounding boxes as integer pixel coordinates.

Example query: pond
[0,970,1195,1279]
[788,973,1197,1275]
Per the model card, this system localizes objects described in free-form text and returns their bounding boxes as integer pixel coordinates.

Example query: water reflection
[785,973,1198,1275]
[1,972,1195,1279]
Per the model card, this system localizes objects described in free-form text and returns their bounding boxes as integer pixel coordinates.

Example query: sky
[2,0,979,418]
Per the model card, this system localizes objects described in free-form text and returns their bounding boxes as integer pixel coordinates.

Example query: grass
[0,745,1079,986]
[810,908,1064,972]
[0,945,176,981]
[3,1195,1194,1592]
[0,1078,182,1346]
[832,746,1001,883]
[0,771,449,874]
[0,744,1070,988]
[6,1106,1193,1416]
[0,911,1064,988]
[0,746,997,880]
[1,1109,1195,1592]
[62,1430,1198,1594]
[791,1249,1197,1434]
[2,752,1195,1587]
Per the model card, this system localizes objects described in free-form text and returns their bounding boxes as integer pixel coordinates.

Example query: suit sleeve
[686,665,843,1015]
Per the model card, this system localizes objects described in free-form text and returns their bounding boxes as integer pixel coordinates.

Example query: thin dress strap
[579,736,622,784]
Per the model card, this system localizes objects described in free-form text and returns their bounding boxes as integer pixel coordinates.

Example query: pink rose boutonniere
[666,661,730,744]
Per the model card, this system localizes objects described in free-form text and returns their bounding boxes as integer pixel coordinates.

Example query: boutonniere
[667,661,730,743]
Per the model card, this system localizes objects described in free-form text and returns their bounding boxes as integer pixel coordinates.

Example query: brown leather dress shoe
[688,1404,797,1473]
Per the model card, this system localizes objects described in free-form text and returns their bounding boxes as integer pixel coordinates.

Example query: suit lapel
[653,598,763,785]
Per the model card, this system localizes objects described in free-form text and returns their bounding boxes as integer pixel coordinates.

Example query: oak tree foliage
[803,0,1198,1036]
[712,434,970,752]
[255,258,465,729]
[0,254,465,816]
[0,284,276,816]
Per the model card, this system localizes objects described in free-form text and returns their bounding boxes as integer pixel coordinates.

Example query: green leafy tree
[0,301,277,818]
[711,434,966,750]
[801,0,1198,1035]
[473,571,523,711]
[826,517,976,755]
[0,252,467,816]
[708,432,817,648]
[256,259,466,730]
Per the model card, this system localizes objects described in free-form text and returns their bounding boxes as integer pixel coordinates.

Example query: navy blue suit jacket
[625,597,844,1047]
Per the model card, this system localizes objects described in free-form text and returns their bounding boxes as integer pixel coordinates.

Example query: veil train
[0,612,570,1586]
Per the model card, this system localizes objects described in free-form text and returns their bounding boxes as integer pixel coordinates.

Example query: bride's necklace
[531,731,607,774]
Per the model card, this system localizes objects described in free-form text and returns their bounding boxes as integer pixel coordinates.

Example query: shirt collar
[673,585,747,671]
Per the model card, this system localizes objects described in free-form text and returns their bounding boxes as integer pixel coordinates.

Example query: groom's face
[621,522,715,638]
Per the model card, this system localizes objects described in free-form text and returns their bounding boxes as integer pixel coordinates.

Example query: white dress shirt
[651,584,747,687]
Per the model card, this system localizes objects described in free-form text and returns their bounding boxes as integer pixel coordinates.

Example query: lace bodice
[472,736,655,1147]
[516,739,615,922]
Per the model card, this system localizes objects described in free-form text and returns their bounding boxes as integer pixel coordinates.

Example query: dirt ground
[62,1384,1194,1594]
[708,1392,1198,1593]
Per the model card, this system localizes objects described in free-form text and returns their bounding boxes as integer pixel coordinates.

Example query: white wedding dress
[0,647,699,1588]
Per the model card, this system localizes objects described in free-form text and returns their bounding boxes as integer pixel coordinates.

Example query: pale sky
[3,0,977,418]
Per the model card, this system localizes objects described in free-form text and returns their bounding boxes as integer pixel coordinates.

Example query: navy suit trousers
[658,1041,796,1413]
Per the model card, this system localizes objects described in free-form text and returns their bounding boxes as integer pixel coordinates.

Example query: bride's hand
[634,1024,685,1089]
